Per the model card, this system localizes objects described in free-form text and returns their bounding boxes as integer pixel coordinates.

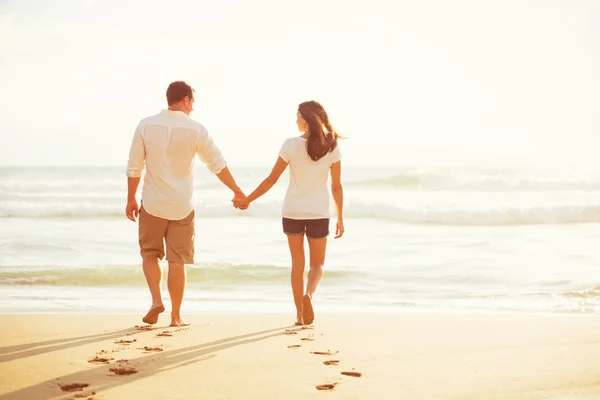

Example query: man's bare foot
[142,304,165,325]
[170,316,190,327]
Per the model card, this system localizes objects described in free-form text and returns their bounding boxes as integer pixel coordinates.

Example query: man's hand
[126,198,140,221]
[232,192,249,210]
[334,219,345,239]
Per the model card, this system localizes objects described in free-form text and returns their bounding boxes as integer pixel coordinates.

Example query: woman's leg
[287,234,306,324]
[302,219,329,325]
[302,237,327,325]
[306,237,327,298]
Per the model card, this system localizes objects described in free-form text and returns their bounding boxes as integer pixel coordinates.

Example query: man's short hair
[166,81,195,106]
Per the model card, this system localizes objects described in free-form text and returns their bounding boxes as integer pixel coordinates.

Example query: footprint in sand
[87,356,113,364]
[97,348,120,355]
[323,360,340,366]
[311,350,339,356]
[59,383,89,392]
[72,391,96,399]
[140,346,164,353]
[109,367,138,376]
[284,331,298,335]
[114,339,137,345]
[155,331,173,337]
[301,337,314,341]
[315,383,339,391]
[135,325,154,331]
[287,345,301,349]
[341,371,362,377]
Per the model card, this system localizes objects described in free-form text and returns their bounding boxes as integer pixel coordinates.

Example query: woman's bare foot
[142,304,165,325]
[170,316,190,327]
[302,295,314,325]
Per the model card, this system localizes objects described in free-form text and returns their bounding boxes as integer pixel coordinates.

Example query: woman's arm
[330,161,345,238]
[234,157,288,208]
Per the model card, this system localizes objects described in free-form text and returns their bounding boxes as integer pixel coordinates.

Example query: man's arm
[126,177,141,221]
[215,167,244,198]
[126,126,145,221]
[196,128,244,198]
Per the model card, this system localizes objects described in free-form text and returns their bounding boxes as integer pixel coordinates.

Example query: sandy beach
[1,314,600,399]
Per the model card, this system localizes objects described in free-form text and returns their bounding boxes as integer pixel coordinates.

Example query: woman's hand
[334,219,345,239]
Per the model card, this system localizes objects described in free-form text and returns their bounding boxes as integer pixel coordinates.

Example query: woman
[233,100,344,326]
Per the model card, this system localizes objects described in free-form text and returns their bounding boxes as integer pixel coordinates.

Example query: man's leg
[165,210,195,327]
[142,256,165,324]
[143,256,164,306]
[139,207,168,324]
[167,262,187,326]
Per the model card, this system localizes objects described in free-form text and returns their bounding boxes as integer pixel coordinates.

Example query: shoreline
[2,308,600,316]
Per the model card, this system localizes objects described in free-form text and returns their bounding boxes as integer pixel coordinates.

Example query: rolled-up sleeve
[196,127,227,174]
[126,125,145,178]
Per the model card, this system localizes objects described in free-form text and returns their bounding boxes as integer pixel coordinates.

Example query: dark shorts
[282,218,329,239]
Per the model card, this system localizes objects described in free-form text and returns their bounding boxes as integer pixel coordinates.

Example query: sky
[0,0,598,168]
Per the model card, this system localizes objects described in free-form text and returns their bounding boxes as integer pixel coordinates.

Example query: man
[126,81,245,326]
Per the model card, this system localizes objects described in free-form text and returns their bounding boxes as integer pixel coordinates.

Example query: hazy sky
[1,0,598,167]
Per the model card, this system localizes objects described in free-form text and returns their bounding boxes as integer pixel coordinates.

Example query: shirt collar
[160,109,188,117]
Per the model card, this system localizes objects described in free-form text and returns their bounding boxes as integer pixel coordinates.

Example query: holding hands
[231,157,287,212]
[232,192,250,210]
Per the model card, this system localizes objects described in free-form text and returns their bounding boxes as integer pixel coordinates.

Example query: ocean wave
[0,179,224,195]
[349,172,600,191]
[2,201,600,226]
[348,203,600,225]
[561,286,600,299]
[0,264,358,287]
[4,167,600,195]
[7,173,600,193]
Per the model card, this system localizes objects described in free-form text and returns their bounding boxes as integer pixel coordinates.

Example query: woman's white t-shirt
[278,137,342,220]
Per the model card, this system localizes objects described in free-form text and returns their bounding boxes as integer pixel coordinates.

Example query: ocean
[1,165,600,315]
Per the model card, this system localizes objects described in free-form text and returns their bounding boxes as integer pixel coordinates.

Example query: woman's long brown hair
[298,101,341,161]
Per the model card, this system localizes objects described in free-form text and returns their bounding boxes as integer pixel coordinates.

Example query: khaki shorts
[138,206,195,264]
